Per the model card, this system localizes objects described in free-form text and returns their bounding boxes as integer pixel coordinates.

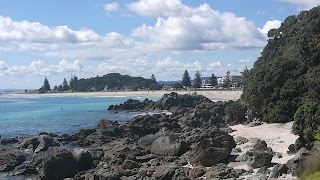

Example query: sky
[0,0,319,89]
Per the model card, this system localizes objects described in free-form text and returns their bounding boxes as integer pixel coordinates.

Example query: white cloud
[0,16,100,44]
[127,0,192,17]
[104,2,119,12]
[237,59,251,63]
[0,61,8,71]
[131,1,268,51]
[258,20,282,36]
[277,0,320,11]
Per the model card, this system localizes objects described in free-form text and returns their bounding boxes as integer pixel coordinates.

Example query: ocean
[0,96,157,138]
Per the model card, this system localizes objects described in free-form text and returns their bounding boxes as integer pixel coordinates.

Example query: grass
[305,171,320,180]
[298,145,320,179]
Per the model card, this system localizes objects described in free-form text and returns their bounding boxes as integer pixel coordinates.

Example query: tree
[53,85,58,92]
[210,73,218,87]
[193,70,202,88]
[62,78,69,91]
[69,75,78,91]
[240,66,250,86]
[43,77,50,92]
[181,70,191,87]
[172,83,183,90]
[151,74,157,82]
[224,71,231,88]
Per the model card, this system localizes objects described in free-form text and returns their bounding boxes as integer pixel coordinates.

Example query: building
[199,79,214,89]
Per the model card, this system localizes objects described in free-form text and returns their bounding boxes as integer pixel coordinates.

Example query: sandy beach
[0,90,242,100]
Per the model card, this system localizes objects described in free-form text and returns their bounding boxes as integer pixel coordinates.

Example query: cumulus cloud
[276,0,320,11]
[131,1,268,51]
[0,16,100,44]
[258,20,282,35]
[0,61,8,71]
[104,2,119,12]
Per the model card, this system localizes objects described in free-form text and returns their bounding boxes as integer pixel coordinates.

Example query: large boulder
[34,135,57,152]
[72,148,94,172]
[0,145,25,172]
[1,137,19,145]
[185,129,236,167]
[152,164,177,180]
[32,147,77,180]
[150,134,187,156]
[245,140,273,168]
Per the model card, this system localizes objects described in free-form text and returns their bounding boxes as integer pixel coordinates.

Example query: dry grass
[298,148,320,179]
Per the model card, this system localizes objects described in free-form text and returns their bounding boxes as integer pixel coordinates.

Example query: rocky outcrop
[245,140,273,168]
[32,147,77,180]
[0,145,25,172]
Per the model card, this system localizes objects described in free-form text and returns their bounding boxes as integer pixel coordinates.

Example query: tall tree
[181,70,191,87]
[62,78,69,91]
[210,73,218,87]
[151,74,157,82]
[193,70,202,88]
[224,71,231,88]
[69,75,78,91]
[240,66,250,86]
[43,77,51,92]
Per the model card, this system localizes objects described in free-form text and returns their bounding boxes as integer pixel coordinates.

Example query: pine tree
[224,71,231,88]
[240,66,249,86]
[151,74,156,82]
[210,73,217,87]
[62,78,69,91]
[181,70,191,87]
[193,70,202,88]
[43,77,50,92]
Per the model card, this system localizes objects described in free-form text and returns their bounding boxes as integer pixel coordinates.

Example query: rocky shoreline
[0,92,308,179]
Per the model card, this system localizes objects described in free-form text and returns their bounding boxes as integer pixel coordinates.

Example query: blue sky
[0,0,319,89]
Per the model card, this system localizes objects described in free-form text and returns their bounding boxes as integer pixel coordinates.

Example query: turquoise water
[0,96,155,137]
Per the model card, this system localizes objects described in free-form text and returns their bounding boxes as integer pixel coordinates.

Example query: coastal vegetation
[242,6,320,149]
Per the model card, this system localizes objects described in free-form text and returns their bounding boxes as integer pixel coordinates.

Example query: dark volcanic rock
[152,164,177,180]
[203,163,245,179]
[1,137,19,145]
[245,140,273,168]
[150,133,187,156]
[14,164,38,176]
[269,164,288,178]
[72,148,94,172]
[0,145,25,172]
[32,147,77,180]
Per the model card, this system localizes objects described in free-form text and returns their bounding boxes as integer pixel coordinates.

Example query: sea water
[0,96,157,137]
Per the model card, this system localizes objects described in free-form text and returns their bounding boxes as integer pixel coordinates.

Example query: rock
[269,164,288,178]
[93,168,121,180]
[187,130,235,167]
[1,137,19,144]
[34,135,57,152]
[257,166,270,174]
[287,144,296,155]
[0,145,25,172]
[245,140,273,168]
[232,147,242,153]
[203,163,245,179]
[72,148,94,171]
[136,154,157,163]
[120,159,140,169]
[14,164,38,176]
[150,134,187,156]
[32,147,77,180]
[286,147,310,175]
[17,137,39,151]
[39,132,49,135]
[152,164,177,180]
[234,136,249,145]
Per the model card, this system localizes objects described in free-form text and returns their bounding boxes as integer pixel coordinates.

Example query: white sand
[229,122,298,170]
[0,90,242,100]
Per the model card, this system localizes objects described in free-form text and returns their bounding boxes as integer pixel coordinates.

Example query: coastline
[0,90,242,101]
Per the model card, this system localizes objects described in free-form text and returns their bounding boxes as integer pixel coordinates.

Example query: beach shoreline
[0,90,242,100]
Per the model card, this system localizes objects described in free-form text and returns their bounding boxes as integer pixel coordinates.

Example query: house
[199,79,214,89]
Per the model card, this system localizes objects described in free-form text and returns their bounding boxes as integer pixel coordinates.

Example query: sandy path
[0,90,242,100]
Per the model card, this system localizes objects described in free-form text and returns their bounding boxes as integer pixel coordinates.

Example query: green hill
[242,6,320,148]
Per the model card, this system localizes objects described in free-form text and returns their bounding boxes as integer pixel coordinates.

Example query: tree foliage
[241,6,320,147]
[39,77,50,93]
[181,70,191,87]
[151,74,156,82]
[193,70,202,88]
[210,73,217,87]
[224,71,231,88]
